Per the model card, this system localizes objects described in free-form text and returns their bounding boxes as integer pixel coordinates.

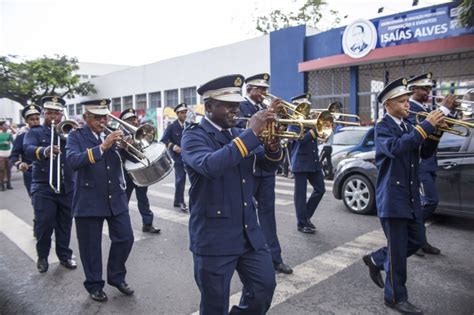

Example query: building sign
[342,19,378,58]
[377,4,472,48]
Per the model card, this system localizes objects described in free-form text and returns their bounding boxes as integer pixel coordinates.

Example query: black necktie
[221,130,233,142]
[400,122,408,133]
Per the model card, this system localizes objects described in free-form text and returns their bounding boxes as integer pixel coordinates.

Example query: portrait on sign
[342,19,377,59]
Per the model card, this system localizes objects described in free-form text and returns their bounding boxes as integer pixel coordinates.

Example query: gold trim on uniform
[35,147,42,160]
[233,138,248,157]
[265,150,283,162]
[310,129,317,140]
[414,125,427,139]
[87,148,96,164]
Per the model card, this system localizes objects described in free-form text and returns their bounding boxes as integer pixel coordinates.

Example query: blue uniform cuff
[232,129,262,158]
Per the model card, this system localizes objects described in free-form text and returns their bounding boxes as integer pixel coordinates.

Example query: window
[135,94,147,110]
[123,95,133,110]
[438,126,467,153]
[76,104,83,115]
[181,87,197,105]
[333,129,368,145]
[68,104,75,117]
[165,89,179,107]
[149,92,161,108]
[112,98,122,112]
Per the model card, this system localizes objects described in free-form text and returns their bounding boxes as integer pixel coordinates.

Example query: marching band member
[66,99,134,302]
[238,73,293,274]
[23,96,76,273]
[161,103,189,212]
[362,77,445,314]
[181,74,282,314]
[407,73,456,256]
[120,108,161,233]
[0,119,14,191]
[288,93,325,234]
[10,104,41,196]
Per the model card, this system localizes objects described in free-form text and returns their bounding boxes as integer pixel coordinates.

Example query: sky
[0,0,450,66]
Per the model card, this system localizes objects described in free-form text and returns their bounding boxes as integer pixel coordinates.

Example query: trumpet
[434,89,474,112]
[234,110,335,141]
[107,114,155,150]
[261,92,310,120]
[407,110,473,137]
[310,102,361,126]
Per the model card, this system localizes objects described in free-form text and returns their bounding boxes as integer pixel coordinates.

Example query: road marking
[191,228,386,314]
[129,201,190,227]
[102,220,146,242]
[153,186,293,206]
[0,209,59,263]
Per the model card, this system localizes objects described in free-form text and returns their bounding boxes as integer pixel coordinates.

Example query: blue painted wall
[270,25,307,101]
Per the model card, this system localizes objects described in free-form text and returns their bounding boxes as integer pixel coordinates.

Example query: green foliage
[458,0,473,27]
[0,55,96,106]
[255,0,341,34]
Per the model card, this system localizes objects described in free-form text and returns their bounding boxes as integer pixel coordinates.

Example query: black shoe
[0,184,5,192]
[6,183,13,190]
[179,203,189,212]
[142,224,161,234]
[307,220,316,231]
[60,258,77,269]
[384,300,423,314]
[422,243,441,255]
[297,226,316,234]
[274,262,293,274]
[414,248,425,257]
[362,254,384,289]
[37,258,48,273]
[113,282,134,296]
[90,289,108,302]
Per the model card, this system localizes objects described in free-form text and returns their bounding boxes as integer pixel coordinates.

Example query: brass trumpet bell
[408,110,473,137]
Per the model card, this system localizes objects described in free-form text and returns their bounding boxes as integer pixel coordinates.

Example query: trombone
[49,112,78,194]
[407,110,473,137]
[310,102,361,126]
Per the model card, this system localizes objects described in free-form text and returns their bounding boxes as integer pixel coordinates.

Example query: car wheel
[342,174,375,215]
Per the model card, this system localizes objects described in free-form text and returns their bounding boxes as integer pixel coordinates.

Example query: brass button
[85,183,89,186]
[244,202,247,207]
[242,179,246,184]
[108,195,112,199]
[217,211,221,215]
[396,181,400,185]
[411,198,414,202]
[245,224,248,229]
[411,164,414,167]
[107,166,110,170]
[410,181,413,185]
[108,180,111,184]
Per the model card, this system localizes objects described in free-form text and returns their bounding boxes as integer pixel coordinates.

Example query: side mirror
[366,140,375,147]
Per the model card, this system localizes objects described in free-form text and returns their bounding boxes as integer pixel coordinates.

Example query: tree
[255,0,341,34]
[0,55,96,106]
[458,0,473,28]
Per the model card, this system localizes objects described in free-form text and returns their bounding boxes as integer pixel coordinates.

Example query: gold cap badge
[234,77,242,87]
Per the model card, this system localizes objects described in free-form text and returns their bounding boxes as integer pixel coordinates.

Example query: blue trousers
[125,173,153,225]
[419,171,438,222]
[254,175,282,264]
[23,170,32,197]
[371,216,426,304]
[75,212,134,293]
[193,247,276,315]
[174,160,186,204]
[293,171,325,227]
[31,190,73,262]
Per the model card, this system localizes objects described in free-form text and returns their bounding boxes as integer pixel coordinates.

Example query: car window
[332,130,367,145]
[438,126,467,153]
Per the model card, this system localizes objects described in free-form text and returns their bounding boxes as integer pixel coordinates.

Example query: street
[1,171,474,315]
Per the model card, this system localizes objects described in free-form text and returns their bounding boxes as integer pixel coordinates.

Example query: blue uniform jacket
[407,100,438,173]
[237,99,274,177]
[23,124,74,195]
[287,125,321,173]
[10,130,33,172]
[161,120,184,163]
[375,115,439,219]
[181,118,283,256]
[65,125,129,217]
